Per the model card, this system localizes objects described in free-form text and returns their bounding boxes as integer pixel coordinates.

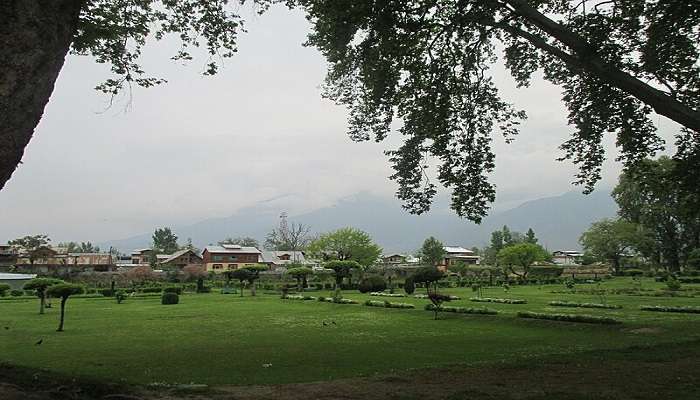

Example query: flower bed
[470,297,527,304]
[283,295,317,301]
[318,297,358,304]
[517,311,621,324]
[549,301,622,309]
[414,294,461,300]
[364,299,415,309]
[424,304,498,315]
[639,305,700,314]
[369,292,405,297]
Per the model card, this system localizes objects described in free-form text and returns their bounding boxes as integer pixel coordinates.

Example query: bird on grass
[322,321,328,326]
[262,363,272,368]
[4,326,9,330]
[331,320,336,325]
[35,339,43,345]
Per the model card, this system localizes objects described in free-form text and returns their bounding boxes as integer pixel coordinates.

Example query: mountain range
[100,189,618,254]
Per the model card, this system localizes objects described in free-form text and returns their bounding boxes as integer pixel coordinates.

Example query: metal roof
[0,273,37,280]
[204,245,261,254]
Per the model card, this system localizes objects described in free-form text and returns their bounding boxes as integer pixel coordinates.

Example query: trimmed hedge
[369,292,405,297]
[517,311,621,324]
[470,297,527,304]
[364,300,415,309]
[99,289,115,297]
[283,294,317,301]
[640,305,700,314]
[549,301,622,309]
[424,304,498,315]
[318,297,358,304]
[142,286,163,293]
[414,294,461,300]
[161,292,179,305]
[163,287,183,295]
[678,277,700,284]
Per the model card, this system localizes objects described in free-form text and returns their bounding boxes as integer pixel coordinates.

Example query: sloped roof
[159,249,202,264]
[204,245,261,254]
[443,246,474,254]
[261,251,307,264]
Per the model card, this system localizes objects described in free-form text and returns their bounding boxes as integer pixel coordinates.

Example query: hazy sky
[0,5,680,244]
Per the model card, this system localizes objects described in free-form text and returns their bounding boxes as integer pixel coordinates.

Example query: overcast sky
[0,5,680,244]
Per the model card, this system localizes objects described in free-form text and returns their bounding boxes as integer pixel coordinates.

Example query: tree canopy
[497,242,549,281]
[152,227,179,254]
[220,237,260,248]
[418,237,445,267]
[579,218,643,274]
[307,227,382,268]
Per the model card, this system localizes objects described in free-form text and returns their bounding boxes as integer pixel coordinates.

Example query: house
[202,245,267,273]
[439,246,480,270]
[552,250,584,265]
[0,244,19,272]
[13,248,116,275]
[382,254,407,264]
[261,250,316,270]
[158,249,203,268]
[0,272,37,289]
[130,249,154,265]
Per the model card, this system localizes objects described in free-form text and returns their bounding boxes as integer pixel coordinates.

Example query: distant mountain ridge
[100,190,618,254]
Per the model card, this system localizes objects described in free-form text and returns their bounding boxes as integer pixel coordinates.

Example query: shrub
[666,278,682,291]
[318,297,357,304]
[163,286,183,295]
[115,290,127,304]
[0,284,10,297]
[99,288,115,297]
[404,277,415,294]
[358,276,387,293]
[640,305,700,313]
[424,304,498,315]
[549,300,622,309]
[283,294,317,300]
[142,286,163,293]
[517,311,621,324]
[622,269,645,277]
[678,277,700,284]
[161,292,179,305]
[384,301,414,309]
[470,297,527,304]
[364,300,385,307]
[369,292,405,297]
[10,289,24,297]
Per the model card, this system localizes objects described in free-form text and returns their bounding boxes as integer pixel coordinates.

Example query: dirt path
[2,341,700,400]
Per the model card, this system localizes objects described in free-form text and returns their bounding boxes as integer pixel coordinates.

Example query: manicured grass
[0,278,699,387]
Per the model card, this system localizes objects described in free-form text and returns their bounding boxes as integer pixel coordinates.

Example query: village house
[552,250,584,265]
[158,249,203,268]
[382,253,407,264]
[261,250,317,271]
[12,247,116,275]
[439,246,480,270]
[202,244,267,273]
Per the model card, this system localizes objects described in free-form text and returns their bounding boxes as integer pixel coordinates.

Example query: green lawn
[1,278,699,387]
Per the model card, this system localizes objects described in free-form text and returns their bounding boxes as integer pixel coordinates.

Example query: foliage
[219,236,259,248]
[424,304,498,315]
[665,278,682,292]
[161,292,180,305]
[152,227,179,254]
[307,227,382,269]
[364,300,414,309]
[24,278,64,314]
[57,241,100,253]
[298,0,699,222]
[411,267,445,291]
[524,228,538,244]
[115,290,127,304]
[325,260,362,286]
[163,286,183,295]
[283,294,317,301]
[427,293,452,319]
[358,275,387,294]
[403,277,415,295]
[0,284,10,297]
[318,297,357,304]
[613,156,700,272]
[99,288,115,297]
[125,266,156,284]
[9,234,52,264]
[517,311,621,325]
[470,297,527,305]
[369,292,405,298]
[497,243,550,281]
[287,266,313,291]
[10,289,24,297]
[640,305,700,314]
[46,283,85,332]
[579,218,643,274]
[182,265,207,282]
[688,249,700,271]
[549,301,622,310]
[418,237,445,267]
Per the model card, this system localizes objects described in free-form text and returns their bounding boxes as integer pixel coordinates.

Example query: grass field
[1,278,699,388]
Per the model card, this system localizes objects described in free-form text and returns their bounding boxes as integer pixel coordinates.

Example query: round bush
[0,284,10,297]
[404,277,415,295]
[161,292,179,305]
[163,286,183,295]
[115,290,127,304]
[358,275,387,293]
[10,289,24,297]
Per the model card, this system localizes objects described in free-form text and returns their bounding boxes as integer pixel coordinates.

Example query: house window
[213,264,223,270]
[228,264,237,269]
[229,255,237,261]
[213,255,224,261]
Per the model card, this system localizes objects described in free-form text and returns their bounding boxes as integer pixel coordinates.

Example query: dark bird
[4,326,9,330]
[331,321,336,325]
[322,321,328,326]
[35,339,43,345]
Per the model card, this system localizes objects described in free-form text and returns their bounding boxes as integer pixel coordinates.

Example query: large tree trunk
[0,0,83,191]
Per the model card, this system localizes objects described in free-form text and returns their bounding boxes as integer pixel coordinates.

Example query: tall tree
[497,242,549,281]
[613,156,700,271]
[152,227,179,254]
[307,227,382,269]
[579,218,642,275]
[220,237,259,248]
[46,283,84,332]
[2,2,698,226]
[299,0,699,222]
[418,237,446,267]
[264,213,312,252]
[524,228,538,244]
[9,234,52,265]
